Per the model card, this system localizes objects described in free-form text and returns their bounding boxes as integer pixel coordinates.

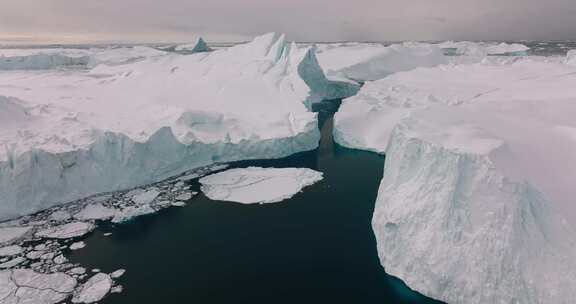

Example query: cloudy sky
[2,0,576,43]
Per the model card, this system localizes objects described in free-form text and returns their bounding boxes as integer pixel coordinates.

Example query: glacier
[334,58,576,303]
[0,33,356,220]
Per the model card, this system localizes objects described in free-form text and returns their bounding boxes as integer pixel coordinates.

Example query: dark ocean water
[67,101,443,304]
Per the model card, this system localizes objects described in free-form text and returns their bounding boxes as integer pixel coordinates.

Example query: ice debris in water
[0,162,223,304]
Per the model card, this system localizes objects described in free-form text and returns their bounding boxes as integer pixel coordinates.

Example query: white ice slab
[200,167,323,204]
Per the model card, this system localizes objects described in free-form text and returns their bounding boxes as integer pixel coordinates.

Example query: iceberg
[0,48,91,70]
[316,42,447,82]
[0,33,354,220]
[566,49,576,65]
[0,46,167,70]
[174,37,212,53]
[335,58,576,303]
[438,41,530,56]
[200,167,323,204]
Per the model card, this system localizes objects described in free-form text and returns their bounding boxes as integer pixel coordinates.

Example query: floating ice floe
[0,245,23,257]
[200,167,323,204]
[36,222,95,239]
[334,58,576,303]
[0,269,77,304]
[0,227,31,244]
[72,273,113,303]
[69,241,86,251]
[0,33,357,220]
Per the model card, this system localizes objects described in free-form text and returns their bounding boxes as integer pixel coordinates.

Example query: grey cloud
[1,0,576,42]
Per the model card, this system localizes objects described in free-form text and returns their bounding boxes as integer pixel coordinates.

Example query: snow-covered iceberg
[0,33,351,220]
[316,43,447,82]
[335,59,576,303]
[200,167,323,204]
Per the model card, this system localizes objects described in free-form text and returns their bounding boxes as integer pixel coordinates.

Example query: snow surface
[316,42,447,82]
[334,58,576,303]
[200,167,323,204]
[0,33,358,220]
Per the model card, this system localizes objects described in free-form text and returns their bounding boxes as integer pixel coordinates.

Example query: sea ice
[72,273,113,303]
[69,241,86,250]
[131,189,160,205]
[0,227,31,245]
[200,167,323,204]
[0,245,23,257]
[36,222,95,239]
[0,269,77,304]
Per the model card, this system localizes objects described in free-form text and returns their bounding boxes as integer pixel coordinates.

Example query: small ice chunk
[26,251,44,260]
[200,167,323,204]
[69,267,86,275]
[111,205,156,223]
[110,269,125,279]
[175,192,195,201]
[75,204,118,221]
[53,254,67,264]
[131,189,160,205]
[0,226,31,244]
[72,273,113,303]
[171,201,186,207]
[50,210,71,221]
[36,222,95,239]
[110,285,123,294]
[69,241,86,250]
[0,256,24,268]
[0,245,23,256]
[103,233,112,237]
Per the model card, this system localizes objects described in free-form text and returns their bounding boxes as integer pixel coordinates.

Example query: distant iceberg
[174,37,212,53]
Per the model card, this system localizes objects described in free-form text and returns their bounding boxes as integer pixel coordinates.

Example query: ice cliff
[0,33,353,220]
[335,58,576,303]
